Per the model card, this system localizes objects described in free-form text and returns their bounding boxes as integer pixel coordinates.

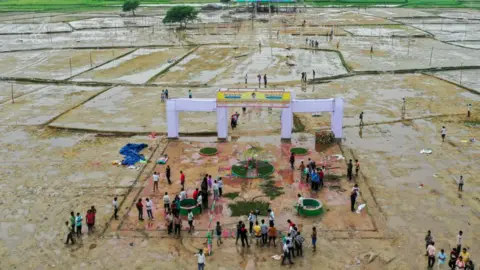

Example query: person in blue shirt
[437,249,446,268]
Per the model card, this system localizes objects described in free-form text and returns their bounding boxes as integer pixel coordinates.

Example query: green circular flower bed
[199,147,218,156]
[231,160,274,178]
[290,147,308,155]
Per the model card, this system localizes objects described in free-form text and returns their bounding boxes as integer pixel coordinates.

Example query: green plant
[223,192,239,200]
[259,176,284,200]
[323,174,343,182]
[316,130,335,144]
[290,147,308,155]
[228,200,270,217]
[163,5,198,28]
[122,0,139,16]
[199,147,218,156]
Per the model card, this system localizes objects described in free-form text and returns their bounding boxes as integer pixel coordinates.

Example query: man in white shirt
[179,188,187,201]
[441,126,447,142]
[163,192,170,211]
[197,192,203,214]
[113,197,119,220]
[456,231,463,253]
[188,210,194,233]
[267,209,275,226]
[281,240,293,265]
[195,249,206,270]
[145,198,154,220]
[426,241,436,268]
[212,180,219,201]
[152,172,159,192]
[297,194,304,216]
[217,177,223,197]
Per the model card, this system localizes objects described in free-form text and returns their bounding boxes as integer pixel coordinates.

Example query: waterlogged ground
[0,6,479,270]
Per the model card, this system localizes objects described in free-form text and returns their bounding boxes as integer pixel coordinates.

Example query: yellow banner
[216,90,291,108]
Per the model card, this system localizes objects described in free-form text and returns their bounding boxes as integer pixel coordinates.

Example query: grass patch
[293,114,305,132]
[223,192,240,200]
[259,176,284,200]
[290,147,308,155]
[231,160,274,178]
[199,147,218,156]
[228,200,270,217]
[465,121,480,128]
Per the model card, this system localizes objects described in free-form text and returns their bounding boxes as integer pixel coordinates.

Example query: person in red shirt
[319,169,324,189]
[180,171,185,189]
[136,198,144,221]
[193,188,199,201]
[86,210,95,234]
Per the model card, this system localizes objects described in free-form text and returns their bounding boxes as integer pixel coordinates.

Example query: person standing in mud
[350,188,357,212]
[257,74,261,86]
[313,70,315,80]
[153,171,159,192]
[65,221,75,245]
[245,74,248,84]
[467,104,471,118]
[75,212,82,237]
[359,112,364,126]
[425,230,433,255]
[441,126,447,142]
[263,74,267,87]
[458,175,464,192]
[70,211,75,233]
[165,89,169,99]
[301,72,305,82]
[355,159,360,177]
[240,223,250,247]
[174,213,182,238]
[347,159,353,181]
[113,197,119,220]
[166,165,171,185]
[136,198,144,221]
[289,153,295,169]
[180,170,185,189]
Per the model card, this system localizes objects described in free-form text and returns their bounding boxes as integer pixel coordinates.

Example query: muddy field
[0,6,479,270]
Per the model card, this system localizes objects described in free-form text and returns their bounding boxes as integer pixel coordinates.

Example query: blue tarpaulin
[120,143,148,165]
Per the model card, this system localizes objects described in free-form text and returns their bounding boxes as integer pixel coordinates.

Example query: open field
[0,6,479,270]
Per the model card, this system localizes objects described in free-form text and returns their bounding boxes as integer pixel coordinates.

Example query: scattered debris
[356,204,366,214]
[272,254,282,260]
[420,148,432,154]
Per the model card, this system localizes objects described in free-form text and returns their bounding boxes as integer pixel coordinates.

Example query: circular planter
[179,198,201,216]
[199,147,218,156]
[290,147,308,156]
[297,198,324,216]
[231,160,274,178]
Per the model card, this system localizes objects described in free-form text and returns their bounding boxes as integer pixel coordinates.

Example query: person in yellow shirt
[253,221,261,245]
[460,248,470,262]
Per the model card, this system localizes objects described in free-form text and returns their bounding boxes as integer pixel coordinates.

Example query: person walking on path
[359,112,364,126]
[195,249,206,270]
[166,165,171,185]
[86,210,94,234]
[350,189,357,212]
[75,212,82,237]
[70,211,75,233]
[441,126,447,142]
[113,197,119,220]
[215,221,223,246]
[281,240,294,265]
[240,223,250,247]
[294,231,304,257]
[458,176,464,192]
[457,231,463,253]
[347,159,353,181]
[235,221,243,245]
[425,230,433,255]
[263,74,267,87]
[427,241,436,268]
[174,214,181,238]
[437,249,446,269]
[188,90,192,98]
[188,210,194,233]
[153,172,159,192]
[289,153,295,169]
[65,221,75,245]
[146,198,154,220]
[355,159,360,177]
[136,198,144,221]
[180,171,185,189]
[311,227,317,252]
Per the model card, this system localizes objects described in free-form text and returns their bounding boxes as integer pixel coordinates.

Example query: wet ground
[0,6,479,270]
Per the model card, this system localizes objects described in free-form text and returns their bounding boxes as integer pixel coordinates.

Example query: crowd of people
[64,206,97,245]
[425,230,475,269]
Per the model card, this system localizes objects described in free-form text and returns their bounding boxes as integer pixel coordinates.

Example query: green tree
[163,6,199,29]
[122,0,140,16]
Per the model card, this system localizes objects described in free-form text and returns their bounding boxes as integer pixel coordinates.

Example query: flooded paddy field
[0,6,479,270]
